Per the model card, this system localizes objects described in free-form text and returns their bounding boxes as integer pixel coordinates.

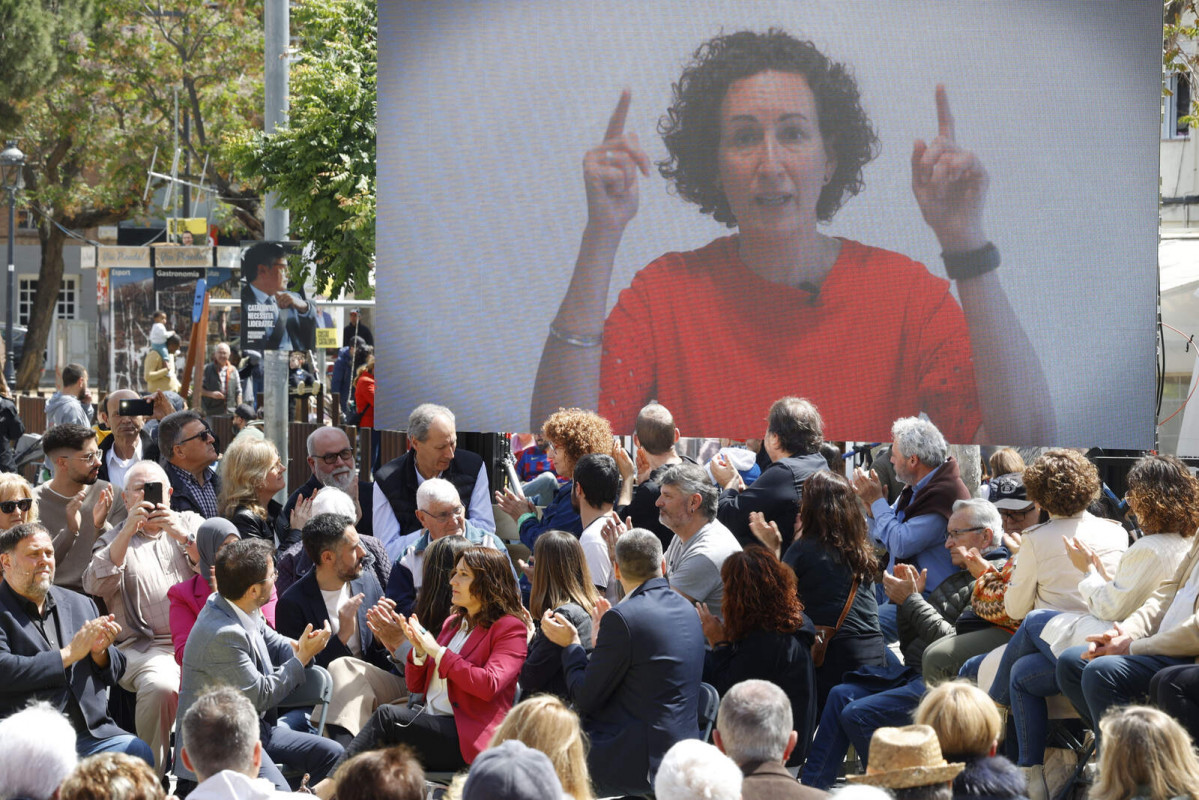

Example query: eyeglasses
[314,448,354,465]
[946,526,986,540]
[176,427,214,447]
[423,505,465,522]
[0,498,32,514]
[66,452,102,464]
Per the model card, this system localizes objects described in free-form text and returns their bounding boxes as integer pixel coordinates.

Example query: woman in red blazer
[343,546,528,770]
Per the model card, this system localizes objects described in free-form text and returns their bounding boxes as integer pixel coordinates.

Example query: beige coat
[1126,533,1199,657]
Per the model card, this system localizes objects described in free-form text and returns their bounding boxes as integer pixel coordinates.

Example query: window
[1165,73,1191,139]
[18,276,78,326]
[15,208,35,233]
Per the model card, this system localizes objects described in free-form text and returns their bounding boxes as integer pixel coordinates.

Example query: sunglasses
[314,448,354,465]
[0,498,33,514]
[177,427,214,447]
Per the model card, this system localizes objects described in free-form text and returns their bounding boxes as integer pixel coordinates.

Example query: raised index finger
[935,84,955,141]
[603,88,632,142]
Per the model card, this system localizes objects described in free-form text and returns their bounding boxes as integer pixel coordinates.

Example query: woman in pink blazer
[343,546,528,770]
[167,518,278,665]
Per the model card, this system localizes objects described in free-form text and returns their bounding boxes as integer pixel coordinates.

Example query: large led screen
[377,1,1161,448]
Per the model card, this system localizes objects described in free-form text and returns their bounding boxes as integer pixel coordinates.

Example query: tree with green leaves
[225,0,376,299]
[3,0,265,390]
[0,0,96,127]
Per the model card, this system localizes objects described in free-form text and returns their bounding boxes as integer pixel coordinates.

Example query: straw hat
[846,725,965,789]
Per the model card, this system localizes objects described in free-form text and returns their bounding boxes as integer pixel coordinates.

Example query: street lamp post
[0,141,25,386]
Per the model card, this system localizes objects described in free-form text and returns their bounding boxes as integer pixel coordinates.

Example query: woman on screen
[531,29,1053,444]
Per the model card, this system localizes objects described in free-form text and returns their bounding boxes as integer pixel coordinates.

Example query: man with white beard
[281,427,374,537]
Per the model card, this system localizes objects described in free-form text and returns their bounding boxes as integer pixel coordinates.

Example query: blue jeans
[1056,645,1190,731]
[878,601,899,644]
[959,653,986,681]
[76,732,154,767]
[986,609,1062,766]
[799,677,925,789]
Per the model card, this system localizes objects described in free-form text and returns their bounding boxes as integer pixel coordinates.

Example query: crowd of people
[1,372,1199,800]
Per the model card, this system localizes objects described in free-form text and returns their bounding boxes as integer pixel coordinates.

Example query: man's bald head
[106,389,139,419]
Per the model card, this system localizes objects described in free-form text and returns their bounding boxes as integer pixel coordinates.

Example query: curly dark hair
[720,547,804,643]
[798,469,878,582]
[453,546,524,631]
[541,408,615,475]
[658,28,879,227]
[1126,454,1199,536]
[1023,449,1100,517]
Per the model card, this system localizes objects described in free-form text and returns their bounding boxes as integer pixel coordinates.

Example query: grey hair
[123,459,169,490]
[181,686,260,781]
[716,679,793,765]
[416,477,460,511]
[614,528,664,583]
[654,739,743,800]
[0,701,78,799]
[892,417,948,469]
[306,425,350,456]
[310,488,356,519]
[659,462,719,521]
[407,403,454,442]
[952,498,1003,550]
[158,409,205,457]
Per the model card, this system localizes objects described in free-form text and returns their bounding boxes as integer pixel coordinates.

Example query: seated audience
[0,702,77,800]
[711,396,827,551]
[343,546,527,771]
[658,462,742,617]
[281,426,373,538]
[220,437,305,549]
[1090,706,1199,800]
[174,538,341,791]
[654,739,743,800]
[613,402,686,551]
[328,746,425,800]
[0,522,151,764]
[461,740,565,800]
[846,725,965,800]
[699,548,816,765]
[33,424,115,593]
[58,753,164,800]
[755,468,885,714]
[276,513,405,740]
[158,410,220,518]
[986,454,1194,792]
[714,679,827,799]
[541,528,704,796]
[385,477,512,615]
[180,686,305,800]
[913,682,1012,799]
[82,459,203,778]
[0,471,37,532]
[169,517,279,666]
[374,403,496,557]
[801,499,1007,790]
[522,530,599,700]
[496,407,615,552]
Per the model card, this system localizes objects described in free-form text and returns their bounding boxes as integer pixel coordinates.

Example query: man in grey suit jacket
[175,538,341,791]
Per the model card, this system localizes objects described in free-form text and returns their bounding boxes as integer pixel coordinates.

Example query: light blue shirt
[869,463,956,592]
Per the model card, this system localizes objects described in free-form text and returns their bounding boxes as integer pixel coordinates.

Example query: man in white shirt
[96,390,162,497]
[573,453,621,597]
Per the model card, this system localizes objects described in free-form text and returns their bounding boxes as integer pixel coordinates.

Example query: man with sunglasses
[281,426,374,538]
[159,410,221,518]
[32,425,116,594]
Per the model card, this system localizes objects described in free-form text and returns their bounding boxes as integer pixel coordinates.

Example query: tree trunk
[16,222,65,391]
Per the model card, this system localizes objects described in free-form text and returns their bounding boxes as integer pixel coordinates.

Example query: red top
[406,613,527,763]
[598,236,981,443]
[354,371,375,428]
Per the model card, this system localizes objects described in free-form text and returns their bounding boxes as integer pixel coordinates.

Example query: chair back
[699,681,720,742]
[278,664,333,736]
